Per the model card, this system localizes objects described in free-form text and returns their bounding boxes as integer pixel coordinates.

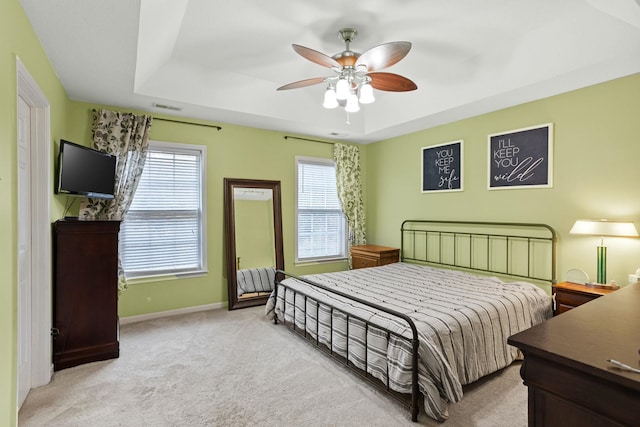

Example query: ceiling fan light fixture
[335,78,350,100]
[323,86,339,109]
[279,27,416,120]
[359,82,375,104]
[345,92,360,113]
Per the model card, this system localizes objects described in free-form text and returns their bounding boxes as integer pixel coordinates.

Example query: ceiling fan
[277,28,417,114]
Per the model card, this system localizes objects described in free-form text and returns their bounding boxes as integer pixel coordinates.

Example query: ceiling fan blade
[368,72,417,92]
[292,44,341,68]
[357,41,412,71]
[277,77,326,91]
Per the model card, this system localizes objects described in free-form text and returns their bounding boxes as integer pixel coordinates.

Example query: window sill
[125,269,208,284]
[294,258,348,267]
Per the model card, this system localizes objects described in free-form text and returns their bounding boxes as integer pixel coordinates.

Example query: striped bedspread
[237,267,276,297]
[273,262,552,421]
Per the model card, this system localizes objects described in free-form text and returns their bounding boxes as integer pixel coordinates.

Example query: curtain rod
[91,109,222,130]
[284,135,335,145]
[154,117,221,130]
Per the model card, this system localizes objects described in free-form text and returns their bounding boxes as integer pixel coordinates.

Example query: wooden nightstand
[350,244,400,269]
[552,281,618,315]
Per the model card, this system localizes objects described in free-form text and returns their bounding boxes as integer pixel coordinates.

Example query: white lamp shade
[322,87,338,109]
[335,78,349,100]
[358,82,375,104]
[569,219,639,237]
[345,93,360,112]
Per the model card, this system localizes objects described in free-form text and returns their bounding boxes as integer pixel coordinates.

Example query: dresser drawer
[352,257,379,269]
[554,289,596,307]
[555,303,575,315]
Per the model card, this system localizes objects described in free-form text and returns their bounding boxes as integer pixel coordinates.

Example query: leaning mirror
[224,178,284,310]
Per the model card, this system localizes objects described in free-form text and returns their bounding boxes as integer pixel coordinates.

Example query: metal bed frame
[272,220,557,422]
[401,220,557,284]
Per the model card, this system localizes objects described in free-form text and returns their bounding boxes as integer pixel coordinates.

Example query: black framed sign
[421,140,463,193]
[488,123,553,190]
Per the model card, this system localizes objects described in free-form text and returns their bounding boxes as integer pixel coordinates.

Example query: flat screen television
[56,139,117,199]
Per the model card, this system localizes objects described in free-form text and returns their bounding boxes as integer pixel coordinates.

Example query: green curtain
[79,109,152,291]
[334,143,366,267]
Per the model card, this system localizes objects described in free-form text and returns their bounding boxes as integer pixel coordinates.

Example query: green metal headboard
[400,220,557,285]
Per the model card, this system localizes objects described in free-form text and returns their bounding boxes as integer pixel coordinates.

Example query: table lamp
[569,219,638,286]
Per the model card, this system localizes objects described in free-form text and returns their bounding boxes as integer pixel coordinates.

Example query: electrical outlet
[628,274,639,285]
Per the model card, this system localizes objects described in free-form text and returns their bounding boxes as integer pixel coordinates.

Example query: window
[120,140,207,278]
[296,157,347,263]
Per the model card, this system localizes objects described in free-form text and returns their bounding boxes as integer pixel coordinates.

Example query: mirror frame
[224,178,284,310]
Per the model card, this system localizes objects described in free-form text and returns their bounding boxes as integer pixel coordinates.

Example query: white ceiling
[19,0,640,143]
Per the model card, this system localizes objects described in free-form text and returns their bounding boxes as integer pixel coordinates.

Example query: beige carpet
[19,306,527,426]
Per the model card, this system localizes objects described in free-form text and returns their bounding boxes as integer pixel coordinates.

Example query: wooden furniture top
[553,281,619,297]
[509,282,640,391]
[350,244,399,255]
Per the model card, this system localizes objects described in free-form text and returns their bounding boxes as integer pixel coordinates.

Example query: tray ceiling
[20,0,640,143]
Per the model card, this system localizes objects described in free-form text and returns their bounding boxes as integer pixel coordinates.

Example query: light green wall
[2,1,71,425]
[66,101,349,317]
[365,73,640,291]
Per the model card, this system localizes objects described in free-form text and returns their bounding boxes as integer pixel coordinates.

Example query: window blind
[296,158,347,261]
[121,142,205,277]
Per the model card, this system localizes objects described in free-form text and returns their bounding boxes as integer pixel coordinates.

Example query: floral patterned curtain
[334,143,366,267]
[79,109,152,290]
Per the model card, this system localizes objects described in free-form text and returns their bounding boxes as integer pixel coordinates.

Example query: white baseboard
[120,302,227,325]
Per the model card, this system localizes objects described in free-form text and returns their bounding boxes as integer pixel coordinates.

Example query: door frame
[16,57,52,393]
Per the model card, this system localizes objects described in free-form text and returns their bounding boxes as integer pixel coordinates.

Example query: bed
[236,266,276,297]
[269,220,556,422]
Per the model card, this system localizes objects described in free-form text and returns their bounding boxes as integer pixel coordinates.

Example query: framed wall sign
[488,123,553,190]
[422,140,463,193]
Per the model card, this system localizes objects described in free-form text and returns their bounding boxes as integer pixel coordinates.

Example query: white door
[17,95,33,406]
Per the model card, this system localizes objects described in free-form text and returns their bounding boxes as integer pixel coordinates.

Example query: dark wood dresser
[350,244,400,269]
[508,283,640,426]
[53,219,121,370]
